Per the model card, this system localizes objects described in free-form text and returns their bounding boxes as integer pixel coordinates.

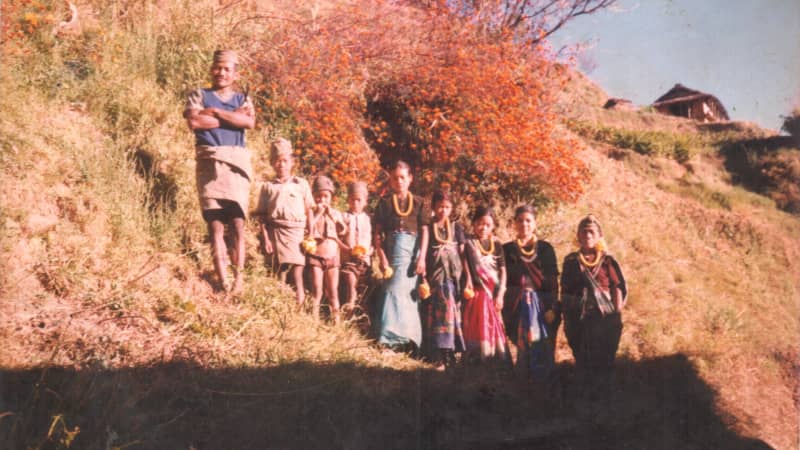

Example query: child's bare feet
[217,275,231,293]
[230,273,243,295]
[341,302,355,318]
[311,305,320,322]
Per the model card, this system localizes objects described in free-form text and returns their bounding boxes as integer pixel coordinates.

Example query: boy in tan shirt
[255,138,313,306]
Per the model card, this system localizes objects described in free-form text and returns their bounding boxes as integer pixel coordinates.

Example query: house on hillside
[651,84,729,122]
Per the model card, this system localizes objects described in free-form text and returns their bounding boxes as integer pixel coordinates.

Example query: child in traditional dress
[462,206,507,361]
[503,205,559,380]
[373,160,429,350]
[307,175,346,322]
[422,189,466,370]
[560,214,627,371]
[184,49,255,294]
[255,138,313,307]
[340,181,373,314]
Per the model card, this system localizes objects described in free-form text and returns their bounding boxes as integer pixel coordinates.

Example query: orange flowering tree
[363,20,587,201]
[242,0,588,202]
[253,17,382,187]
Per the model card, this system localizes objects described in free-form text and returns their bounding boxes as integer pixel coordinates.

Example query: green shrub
[567,120,702,162]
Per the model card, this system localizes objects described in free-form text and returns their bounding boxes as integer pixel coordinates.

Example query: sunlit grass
[0,1,798,447]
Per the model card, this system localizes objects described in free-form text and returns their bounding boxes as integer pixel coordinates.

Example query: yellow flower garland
[476,237,494,255]
[575,237,608,267]
[433,218,452,244]
[578,250,604,268]
[392,193,413,217]
[516,234,537,257]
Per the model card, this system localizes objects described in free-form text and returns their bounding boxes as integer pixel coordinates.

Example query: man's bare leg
[209,219,229,291]
[278,264,288,284]
[230,217,246,295]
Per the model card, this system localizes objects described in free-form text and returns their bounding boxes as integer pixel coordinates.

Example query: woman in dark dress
[503,205,559,380]
[561,214,627,371]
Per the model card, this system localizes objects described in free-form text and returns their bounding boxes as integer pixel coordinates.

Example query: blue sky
[548,0,800,130]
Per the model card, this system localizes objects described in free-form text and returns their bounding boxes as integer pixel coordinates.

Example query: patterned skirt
[517,289,554,379]
[422,279,465,355]
[462,284,507,359]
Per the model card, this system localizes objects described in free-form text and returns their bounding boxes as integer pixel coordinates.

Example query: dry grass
[1,1,798,449]
[0,77,402,373]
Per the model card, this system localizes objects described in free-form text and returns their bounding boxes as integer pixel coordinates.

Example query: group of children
[254,139,373,324]
[186,49,628,376]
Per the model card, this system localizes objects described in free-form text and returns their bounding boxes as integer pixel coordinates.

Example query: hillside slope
[2,11,799,450]
[3,78,798,449]
[553,71,800,448]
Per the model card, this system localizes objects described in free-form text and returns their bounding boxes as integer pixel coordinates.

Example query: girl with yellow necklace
[421,190,466,370]
[560,214,627,371]
[502,205,560,380]
[461,205,508,362]
[372,160,430,351]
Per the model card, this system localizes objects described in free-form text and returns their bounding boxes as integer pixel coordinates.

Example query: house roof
[652,84,729,120]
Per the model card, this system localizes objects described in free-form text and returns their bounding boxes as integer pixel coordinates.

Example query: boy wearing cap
[255,138,313,306]
[340,181,373,314]
[184,49,255,294]
[307,175,346,322]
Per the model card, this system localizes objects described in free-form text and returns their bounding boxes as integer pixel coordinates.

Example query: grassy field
[1,1,798,449]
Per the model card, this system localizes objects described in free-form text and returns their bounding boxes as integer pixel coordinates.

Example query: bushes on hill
[567,120,697,162]
[722,138,800,214]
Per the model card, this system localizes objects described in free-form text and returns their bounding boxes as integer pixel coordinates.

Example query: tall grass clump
[721,138,800,214]
[0,80,151,271]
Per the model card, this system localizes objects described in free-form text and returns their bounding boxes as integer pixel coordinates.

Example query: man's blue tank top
[194,89,247,147]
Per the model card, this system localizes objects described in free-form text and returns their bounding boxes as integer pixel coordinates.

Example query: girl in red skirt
[461,206,507,361]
